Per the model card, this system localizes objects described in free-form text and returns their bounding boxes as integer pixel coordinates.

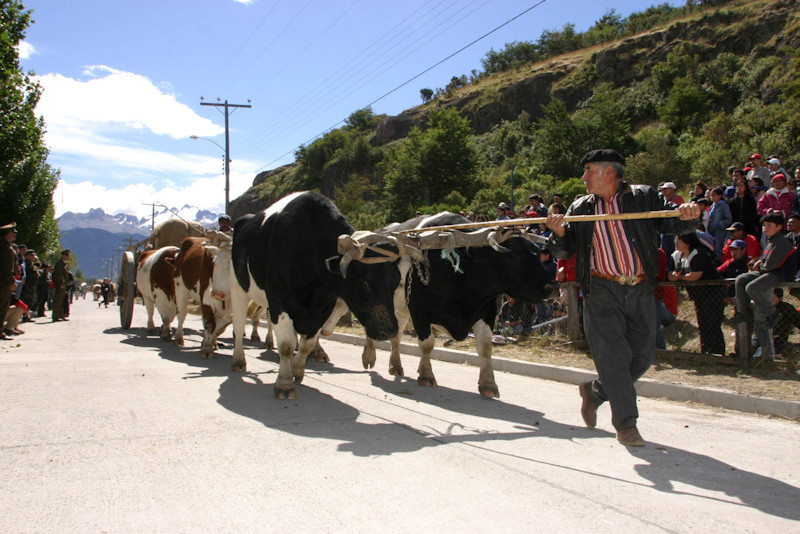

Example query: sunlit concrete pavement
[1,298,798,533]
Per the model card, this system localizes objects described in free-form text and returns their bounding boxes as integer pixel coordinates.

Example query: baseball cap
[749,153,762,160]
[767,158,781,165]
[659,181,677,190]
[729,239,746,248]
[726,222,745,232]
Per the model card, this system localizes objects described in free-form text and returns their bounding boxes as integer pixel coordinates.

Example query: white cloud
[16,41,36,59]
[54,165,255,219]
[37,67,223,139]
[33,65,260,219]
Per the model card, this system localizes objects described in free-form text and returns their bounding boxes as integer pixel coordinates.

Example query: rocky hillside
[230,0,800,222]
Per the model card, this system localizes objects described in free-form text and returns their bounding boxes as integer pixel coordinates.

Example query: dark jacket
[547,180,700,297]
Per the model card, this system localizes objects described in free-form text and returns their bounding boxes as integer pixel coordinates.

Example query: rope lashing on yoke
[337,230,425,279]
[439,232,462,273]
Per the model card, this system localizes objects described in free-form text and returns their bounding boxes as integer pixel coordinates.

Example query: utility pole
[199,98,251,215]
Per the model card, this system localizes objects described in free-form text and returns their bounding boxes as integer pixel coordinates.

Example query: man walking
[546,149,701,446]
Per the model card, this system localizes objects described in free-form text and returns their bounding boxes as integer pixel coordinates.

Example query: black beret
[580,149,626,166]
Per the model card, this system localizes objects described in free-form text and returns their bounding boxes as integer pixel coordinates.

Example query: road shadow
[627,443,800,521]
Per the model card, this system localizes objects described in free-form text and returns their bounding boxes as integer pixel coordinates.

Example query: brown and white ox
[172,233,237,356]
[136,246,180,340]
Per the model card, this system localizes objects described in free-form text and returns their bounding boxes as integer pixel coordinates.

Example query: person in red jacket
[721,222,761,263]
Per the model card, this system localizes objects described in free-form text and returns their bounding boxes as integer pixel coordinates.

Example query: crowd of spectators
[486,153,800,358]
[1,222,83,340]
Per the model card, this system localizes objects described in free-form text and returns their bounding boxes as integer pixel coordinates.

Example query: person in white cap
[658,181,684,205]
[766,157,789,179]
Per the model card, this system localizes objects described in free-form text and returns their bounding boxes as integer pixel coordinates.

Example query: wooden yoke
[395,209,682,235]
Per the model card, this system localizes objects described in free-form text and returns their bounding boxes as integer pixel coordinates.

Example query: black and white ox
[362,212,559,397]
[229,191,423,399]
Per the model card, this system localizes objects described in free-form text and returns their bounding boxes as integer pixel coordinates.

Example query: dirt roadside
[339,325,800,403]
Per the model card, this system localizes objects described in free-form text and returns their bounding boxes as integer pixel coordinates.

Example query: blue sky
[20,0,678,218]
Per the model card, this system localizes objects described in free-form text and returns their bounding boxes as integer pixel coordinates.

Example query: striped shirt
[590,193,643,277]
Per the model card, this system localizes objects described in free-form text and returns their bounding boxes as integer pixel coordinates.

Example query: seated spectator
[785,213,800,254]
[3,295,25,336]
[758,173,795,218]
[670,232,726,355]
[718,239,750,279]
[752,287,800,357]
[655,248,678,350]
[496,202,510,221]
[732,212,798,361]
[496,295,532,335]
[722,222,761,263]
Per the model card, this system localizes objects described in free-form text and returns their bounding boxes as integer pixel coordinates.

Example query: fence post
[736,322,751,371]
[567,283,581,341]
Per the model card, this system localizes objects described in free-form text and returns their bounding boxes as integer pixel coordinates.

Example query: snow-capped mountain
[57,206,222,279]
[58,205,222,233]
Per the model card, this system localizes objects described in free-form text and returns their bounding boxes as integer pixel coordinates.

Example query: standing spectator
[728,174,760,238]
[786,213,800,253]
[746,153,771,184]
[20,249,39,321]
[732,212,798,361]
[525,194,548,217]
[495,202,510,221]
[35,263,51,317]
[659,181,683,257]
[670,233,726,355]
[52,250,70,322]
[708,187,732,263]
[766,157,789,179]
[0,223,18,341]
[691,181,708,202]
[658,182,684,205]
[14,243,26,299]
[758,173,795,218]
[546,149,701,446]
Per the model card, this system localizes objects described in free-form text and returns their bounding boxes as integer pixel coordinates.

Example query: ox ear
[164,256,175,266]
[324,255,342,276]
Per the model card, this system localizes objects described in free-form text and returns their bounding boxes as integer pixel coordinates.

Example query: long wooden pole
[397,209,682,234]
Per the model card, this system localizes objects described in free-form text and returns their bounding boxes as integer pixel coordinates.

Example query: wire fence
[540,280,800,371]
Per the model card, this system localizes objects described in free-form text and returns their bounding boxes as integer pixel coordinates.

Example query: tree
[419,88,433,104]
[0,0,60,255]
[383,108,478,220]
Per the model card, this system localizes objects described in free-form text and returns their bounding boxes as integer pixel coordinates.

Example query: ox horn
[487,230,511,253]
[337,233,367,279]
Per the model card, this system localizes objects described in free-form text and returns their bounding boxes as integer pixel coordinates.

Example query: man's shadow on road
[627,443,800,521]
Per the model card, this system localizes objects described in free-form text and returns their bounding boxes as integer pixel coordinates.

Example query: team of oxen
[135,191,557,400]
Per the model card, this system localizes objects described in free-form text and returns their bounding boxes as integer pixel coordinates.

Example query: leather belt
[591,270,646,286]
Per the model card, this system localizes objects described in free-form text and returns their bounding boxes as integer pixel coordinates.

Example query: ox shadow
[209,357,614,458]
[626,443,800,521]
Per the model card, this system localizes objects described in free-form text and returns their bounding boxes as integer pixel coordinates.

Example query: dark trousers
[52,287,66,320]
[691,287,726,354]
[583,277,656,430]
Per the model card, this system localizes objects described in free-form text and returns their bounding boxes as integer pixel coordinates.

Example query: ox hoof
[231,361,247,372]
[389,365,404,377]
[313,353,329,363]
[173,338,184,347]
[200,350,215,359]
[479,385,500,398]
[250,333,261,342]
[274,386,297,400]
[417,375,437,387]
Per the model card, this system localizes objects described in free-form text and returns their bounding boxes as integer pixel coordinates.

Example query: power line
[241,0,489,156]
[252,0,549,173]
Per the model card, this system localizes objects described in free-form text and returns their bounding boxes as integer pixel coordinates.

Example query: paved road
[1,299,799,533]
